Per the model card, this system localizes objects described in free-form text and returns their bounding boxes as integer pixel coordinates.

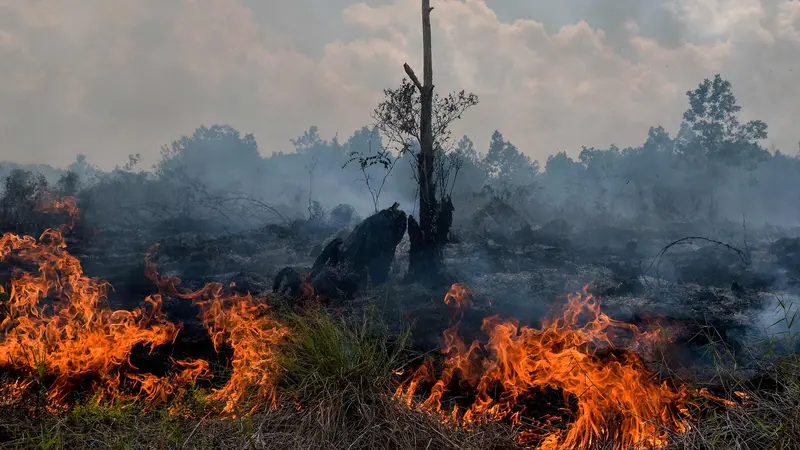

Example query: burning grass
[0,205,287,415]
[0,197,799,449]
[1,310,796,450]
[395,285,698,450]
[0,306,518,450]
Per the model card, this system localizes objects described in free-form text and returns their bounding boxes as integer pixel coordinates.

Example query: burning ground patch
[0,198,287,415]
[395,284,700,450]
[0,198,796,449]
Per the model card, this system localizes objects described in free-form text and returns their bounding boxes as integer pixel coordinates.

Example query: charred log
[407,216,425,279]
[311,265,359,303]
[436,195,454,244]
[407,216,443,282]
[408,198,451,283]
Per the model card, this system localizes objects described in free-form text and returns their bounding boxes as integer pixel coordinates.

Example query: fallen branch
[642,236,750,281]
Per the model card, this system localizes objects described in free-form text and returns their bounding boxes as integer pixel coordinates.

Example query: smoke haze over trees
[3,73,797,237]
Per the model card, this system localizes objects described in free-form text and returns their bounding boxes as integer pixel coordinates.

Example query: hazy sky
[0,0,798,168]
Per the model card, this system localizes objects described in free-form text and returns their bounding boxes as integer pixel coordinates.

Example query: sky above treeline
[0,0,798,169]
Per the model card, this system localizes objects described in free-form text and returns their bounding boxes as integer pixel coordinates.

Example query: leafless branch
[643,236,750,282]
[403,63,423,91]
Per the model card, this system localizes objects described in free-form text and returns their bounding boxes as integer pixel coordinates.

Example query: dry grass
[665,354,800,450]
[0,398,518,450]
[663,301,800,450]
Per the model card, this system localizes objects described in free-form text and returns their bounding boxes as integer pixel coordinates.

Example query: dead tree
[359,0,477,281]
[405,0,439,279]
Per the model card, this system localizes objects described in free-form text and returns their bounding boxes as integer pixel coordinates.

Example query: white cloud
[0,0,797,168]
[671,0,772,40]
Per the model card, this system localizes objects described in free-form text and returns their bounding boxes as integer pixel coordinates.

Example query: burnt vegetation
[0,12,799,450]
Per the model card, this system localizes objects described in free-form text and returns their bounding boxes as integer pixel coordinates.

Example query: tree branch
[642,236,750,283]
[403,63,423,91]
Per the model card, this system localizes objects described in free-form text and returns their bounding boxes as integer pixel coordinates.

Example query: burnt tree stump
[437,195,454,244]
[272,266,303,297]
[273,203,407,303]
[408,196,454,282]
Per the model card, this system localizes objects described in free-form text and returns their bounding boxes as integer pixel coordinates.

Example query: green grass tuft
[280,305,411,398]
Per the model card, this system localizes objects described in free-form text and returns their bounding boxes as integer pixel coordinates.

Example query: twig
[181,411,212,448]
[742,214,751,262]
[642,236,750,282]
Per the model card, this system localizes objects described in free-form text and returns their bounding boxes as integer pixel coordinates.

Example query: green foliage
[454,135,480,166]
[544,151,582,177]
[67,154,100,182]
[367,77,480,210]
[156,124,262,191]
[0,168,50,233]
[373,78,479,154]
[485,130,538,186]
[55,171,80,198]
[2,72,796,234]
[291,126,335,155]
[679,74,769,168]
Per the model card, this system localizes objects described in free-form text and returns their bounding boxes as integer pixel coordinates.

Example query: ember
[396,285,696,450]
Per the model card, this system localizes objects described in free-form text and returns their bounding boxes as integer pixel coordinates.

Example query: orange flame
[144,249,289,414]
[0,197,287,415]
[0,199,182,408]
[444,283,471,324]
[38,194,80,224]
[0,229,180,404]
[299,271,324,307]
[396,286,695,449]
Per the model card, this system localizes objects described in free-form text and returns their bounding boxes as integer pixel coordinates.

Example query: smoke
[753,292,800,352]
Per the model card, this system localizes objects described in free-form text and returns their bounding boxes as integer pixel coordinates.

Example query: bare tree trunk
[406,0,444,280]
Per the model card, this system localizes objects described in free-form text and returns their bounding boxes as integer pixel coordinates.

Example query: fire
[0,195,734,448]
[396,286,695,450]
[444,283,471,324]
[38,193,80,224]
[0,197,287,415]
[299,271,324,307]
[0,203,181,409]
[444,283,471,310]
[144,258,289,414]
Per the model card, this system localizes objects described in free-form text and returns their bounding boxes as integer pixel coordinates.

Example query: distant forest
[2,74,798,237]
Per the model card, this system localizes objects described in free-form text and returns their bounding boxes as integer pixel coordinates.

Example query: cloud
[0,0,797,169]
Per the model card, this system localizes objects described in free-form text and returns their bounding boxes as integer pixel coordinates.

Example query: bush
[0,169,50,234]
